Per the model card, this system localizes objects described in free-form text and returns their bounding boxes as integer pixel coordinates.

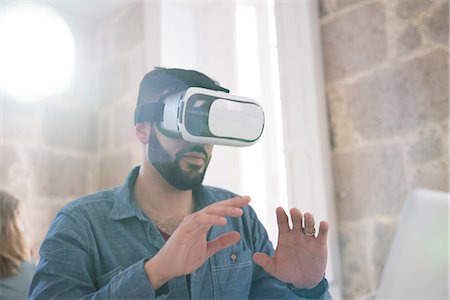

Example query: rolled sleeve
[91,258,158,300]
[288,278,331,300]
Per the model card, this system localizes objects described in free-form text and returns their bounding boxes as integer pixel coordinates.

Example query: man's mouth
[182,152,206,164]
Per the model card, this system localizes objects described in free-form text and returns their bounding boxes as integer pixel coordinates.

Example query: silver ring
[303,228,316,237]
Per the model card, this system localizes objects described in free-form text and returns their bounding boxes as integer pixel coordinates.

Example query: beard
[147,130,211,190]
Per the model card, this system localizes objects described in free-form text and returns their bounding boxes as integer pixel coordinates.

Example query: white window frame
[274,1,342,298]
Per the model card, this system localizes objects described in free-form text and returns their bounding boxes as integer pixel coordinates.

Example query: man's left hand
[253,207,328,289]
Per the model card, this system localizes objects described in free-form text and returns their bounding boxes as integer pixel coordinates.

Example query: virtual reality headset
[134,87,265,147]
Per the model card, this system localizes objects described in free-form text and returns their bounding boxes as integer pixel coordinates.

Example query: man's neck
[133,161,194,219]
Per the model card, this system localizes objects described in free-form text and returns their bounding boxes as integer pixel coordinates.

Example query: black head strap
[134,102,164,123]
[134,68,229,124]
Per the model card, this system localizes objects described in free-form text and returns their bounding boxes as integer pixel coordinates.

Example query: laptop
[377,189,449,300]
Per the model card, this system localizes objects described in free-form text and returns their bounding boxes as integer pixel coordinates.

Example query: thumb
[253,252,275,275]
[206,232,240,257]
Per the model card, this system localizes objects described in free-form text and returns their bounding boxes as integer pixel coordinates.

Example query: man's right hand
[144,196,251,289]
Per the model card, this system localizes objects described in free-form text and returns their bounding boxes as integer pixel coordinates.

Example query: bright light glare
[0,3,75,102]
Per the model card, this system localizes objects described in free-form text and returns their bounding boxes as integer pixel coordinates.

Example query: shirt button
[230,254,237,262]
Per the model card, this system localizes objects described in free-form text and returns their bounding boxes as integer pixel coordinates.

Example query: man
[29,67,332,299]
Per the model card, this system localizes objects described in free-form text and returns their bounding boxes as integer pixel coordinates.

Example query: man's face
[147,127,213,190]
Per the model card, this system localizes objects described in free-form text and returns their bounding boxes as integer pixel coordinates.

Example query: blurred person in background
[0,190,36,300]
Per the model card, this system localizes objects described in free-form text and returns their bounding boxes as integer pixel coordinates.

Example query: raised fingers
[185,212,227,229]
[276,207,290,234]
[203,204,244,218]
[184,196,250,232]
[317,221,329,243]
[303,212,316,237]
[290,208,303,232]
[211,195,251,208]
[203,196,250,217]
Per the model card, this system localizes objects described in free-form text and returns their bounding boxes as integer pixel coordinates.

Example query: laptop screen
[377,189,449,299]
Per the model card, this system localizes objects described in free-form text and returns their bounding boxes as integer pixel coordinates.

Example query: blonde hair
[0,190,29,278]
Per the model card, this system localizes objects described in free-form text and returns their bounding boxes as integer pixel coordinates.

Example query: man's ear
[135,122,151,144]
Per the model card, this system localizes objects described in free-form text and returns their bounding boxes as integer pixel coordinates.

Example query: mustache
[176,145,208,160]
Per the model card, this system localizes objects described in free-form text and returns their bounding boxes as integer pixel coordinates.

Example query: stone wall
[320,0,449,298]
[95,2,146,190]
[0,2,145,250]
[1,13,98,247]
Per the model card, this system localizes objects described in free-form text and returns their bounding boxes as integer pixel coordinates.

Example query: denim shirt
[29,167,332,300]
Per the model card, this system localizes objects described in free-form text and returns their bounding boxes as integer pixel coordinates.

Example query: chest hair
[142,200,195,236]
[146,212,186,236]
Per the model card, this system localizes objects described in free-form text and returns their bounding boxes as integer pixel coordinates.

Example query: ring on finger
[303,228,316,237]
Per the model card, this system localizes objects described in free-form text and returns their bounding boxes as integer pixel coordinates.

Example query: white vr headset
[134,87,265,147]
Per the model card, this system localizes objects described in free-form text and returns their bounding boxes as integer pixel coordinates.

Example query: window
[0,3,75,102]
[235,1,288,245]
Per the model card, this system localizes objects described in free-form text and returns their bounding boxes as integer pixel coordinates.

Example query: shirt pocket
[211,245,253,299]
[96,266,123,288]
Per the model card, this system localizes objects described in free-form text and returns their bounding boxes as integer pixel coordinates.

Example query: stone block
[319,0,335,17]
[128,46,147,91]
[412,167,448,192]
[336,0,369,10]
[72,69,100,109]
[69,20,99,69]
[31,150,89,198]
[395,0,434,19]
[397,25,421,56]
[1,96,43,143]
[98,151,132,190]
[0,145,33,200]
[423,1,449,46]
[2,112,39,143]
[322,2,387,81]
[113,3,144,52]
[26,197,61,226]
[371,216,398,285]
[25,197,64,247]
[332,144,407,221]
[0,145,18,186]
[408,134,443,164]
[440,121,449,169]
[113,102,137,147]
[99,112,113,151]
[327,85,361,149]
[339,220,373,299]
[98,59,130,106]
[42,104,98,153]
[347,50,449,140]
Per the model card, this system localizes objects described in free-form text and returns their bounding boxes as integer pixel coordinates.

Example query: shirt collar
[109,166,212,221]
[109,166,146,221]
